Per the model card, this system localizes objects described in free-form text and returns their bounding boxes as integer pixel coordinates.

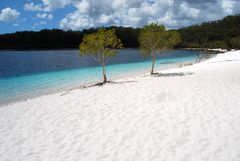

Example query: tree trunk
[102,64,107,83]
[151,49,155,75]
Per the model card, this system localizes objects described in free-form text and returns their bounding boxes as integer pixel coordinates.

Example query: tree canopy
[79,28,122,83]
[139,23,181,74]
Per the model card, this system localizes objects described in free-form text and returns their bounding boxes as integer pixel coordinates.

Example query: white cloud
[0,7,20,22]
[59,0,177,30]
[76,0,90,13]
[179,2,200,18]
[41,0,69,11]
[60,13,94,30]
[36,13,47,19]
[157,11,179,29]
[36,13,53,20]
[98,15,112,24]
[219,0,235,14]
[24,2,45,11]
[27,0,240,30]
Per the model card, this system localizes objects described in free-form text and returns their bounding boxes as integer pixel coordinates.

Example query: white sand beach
[0,50,240,161]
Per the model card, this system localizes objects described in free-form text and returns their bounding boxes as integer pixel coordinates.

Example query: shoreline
[0,50,240,160]
[0,48,216,107]
[0,60,196,107]
[179,47,236,53]
[1,49,207,107]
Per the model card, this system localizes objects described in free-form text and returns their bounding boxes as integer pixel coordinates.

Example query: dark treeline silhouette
[177,14,240,49]
[0,14,239,50]
[0,29,82,49]
[0,27,140,50]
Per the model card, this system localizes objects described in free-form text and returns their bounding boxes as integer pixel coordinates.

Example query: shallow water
[0,49,204,104]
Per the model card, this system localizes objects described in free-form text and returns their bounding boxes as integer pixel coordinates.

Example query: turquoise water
[0,49,203,104]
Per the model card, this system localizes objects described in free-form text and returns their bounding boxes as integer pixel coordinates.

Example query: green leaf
[139,23,181,56]
[79,28,123,64]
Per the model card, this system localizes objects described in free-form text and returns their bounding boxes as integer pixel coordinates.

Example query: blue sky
[0,0,240,34]
[0,0,75,34]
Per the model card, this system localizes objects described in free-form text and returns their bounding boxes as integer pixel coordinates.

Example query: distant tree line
[177,14,240,49]
[0,27,140,50]
[0,14,239,50]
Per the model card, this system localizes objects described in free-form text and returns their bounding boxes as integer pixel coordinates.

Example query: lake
[0,49,204,105]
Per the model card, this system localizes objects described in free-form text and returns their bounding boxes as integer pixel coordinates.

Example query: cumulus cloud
[26,0,240,30]
[60,13,94,30]
[24,2,45,11]
[76,0,90,13]
[0,7,20,22]
[59,0,178,30]
[36,13,53,20]
[179,2,200,18]
[41,0,69,11]
[219,0,236,14]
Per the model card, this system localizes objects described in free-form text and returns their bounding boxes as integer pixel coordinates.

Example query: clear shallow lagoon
[0,49,204,104]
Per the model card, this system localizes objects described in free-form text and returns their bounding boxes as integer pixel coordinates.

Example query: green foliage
[79,28,122,64]
[229,37,240,49]
[139,23,181,56]
[79,28,122,82]
[139,23,181,74]
[209,41,229,49]
[113,26,140,48]
[178,14,240,49]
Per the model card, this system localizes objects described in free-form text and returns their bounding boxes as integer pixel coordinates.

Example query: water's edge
[1,49,213,106]
[0,60,196,107]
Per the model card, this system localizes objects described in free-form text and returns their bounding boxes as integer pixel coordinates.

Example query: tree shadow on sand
[152,72,194,77]
[60,80,137,96]
[86,80,137,87]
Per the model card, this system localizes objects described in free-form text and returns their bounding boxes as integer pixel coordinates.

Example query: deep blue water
[0,49,203,104]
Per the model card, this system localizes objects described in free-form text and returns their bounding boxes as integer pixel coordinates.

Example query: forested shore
[0,14,239,50]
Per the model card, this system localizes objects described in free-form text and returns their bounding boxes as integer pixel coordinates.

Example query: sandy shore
[0,50,240,161]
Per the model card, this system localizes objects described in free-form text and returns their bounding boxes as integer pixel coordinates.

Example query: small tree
[139,23,181,75]
[79,28,122,83]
